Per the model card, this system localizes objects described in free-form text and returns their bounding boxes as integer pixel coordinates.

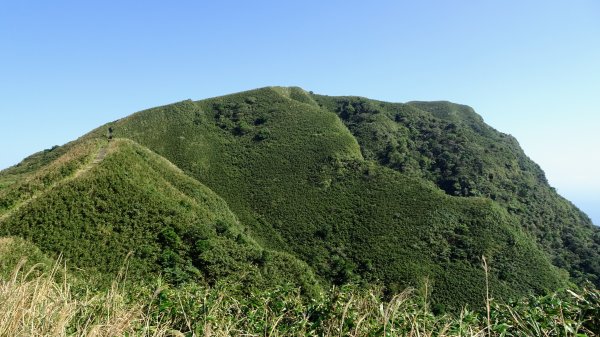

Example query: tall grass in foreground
[1,257,598,336]
[155,281,598,336]
[0,258,172,337]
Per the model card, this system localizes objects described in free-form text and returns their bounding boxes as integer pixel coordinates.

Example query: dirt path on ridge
[0,141,113,223]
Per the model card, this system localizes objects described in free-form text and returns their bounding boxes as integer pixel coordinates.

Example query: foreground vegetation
[1,256,598,336]
[1,86,599,319]
[77,87,574,308]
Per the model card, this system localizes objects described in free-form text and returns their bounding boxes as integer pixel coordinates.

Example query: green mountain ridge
[0,137,319,293]
[1,86,598,311]
[311,92,599,284]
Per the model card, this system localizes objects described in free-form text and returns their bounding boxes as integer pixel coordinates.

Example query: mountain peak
[1,87,598,310]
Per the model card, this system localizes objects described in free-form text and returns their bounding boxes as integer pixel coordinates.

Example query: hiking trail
[0,141,113,223]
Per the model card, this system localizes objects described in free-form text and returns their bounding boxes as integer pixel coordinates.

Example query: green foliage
[0,138,319,294]
[0,139,102,216]
[0,237,54,279]
[69,87,572,309]
[146,281,600,336]
[4,254,598,336]
[1,86,598,312]
[313,94,600,287]
[489,284,600,336]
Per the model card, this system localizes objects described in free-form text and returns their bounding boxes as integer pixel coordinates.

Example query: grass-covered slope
[312,94,600,286]
[1,254,597,336]
[75,86,570,309]
[0,138,319,293]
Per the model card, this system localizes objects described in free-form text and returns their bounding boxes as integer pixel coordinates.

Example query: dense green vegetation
[81,87,571,309]
[0,252,598,336]
[312,94,600,286]
[0,138,318,294]
[1,86,598,315]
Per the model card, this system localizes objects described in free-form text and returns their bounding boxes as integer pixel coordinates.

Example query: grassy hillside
[2,86,598,313]
[1,253,597,336]
[311,94,600,286]
[0,137,319,294]
[70,86,573,310]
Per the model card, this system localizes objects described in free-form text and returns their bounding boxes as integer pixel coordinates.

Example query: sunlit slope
[84,87,364,249]
[80,86,569,309]
[0,138,319,292]
[313,94,600,286]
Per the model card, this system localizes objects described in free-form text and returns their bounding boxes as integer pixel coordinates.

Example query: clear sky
[1,1,598,225]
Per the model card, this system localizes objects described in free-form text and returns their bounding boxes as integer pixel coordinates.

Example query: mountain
[1,86,598,311]
[0,137,318,294]
[312,94,600,284]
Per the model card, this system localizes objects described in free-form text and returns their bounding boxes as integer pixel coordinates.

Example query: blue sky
[1,0,598,224]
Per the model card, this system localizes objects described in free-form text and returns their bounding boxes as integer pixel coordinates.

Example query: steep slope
[0,137,319,293]
[76,87,570,309]
[312,94,600,286]
[0,236,55,280]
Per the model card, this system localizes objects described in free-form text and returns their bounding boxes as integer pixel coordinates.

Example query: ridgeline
[1,86,598,313]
